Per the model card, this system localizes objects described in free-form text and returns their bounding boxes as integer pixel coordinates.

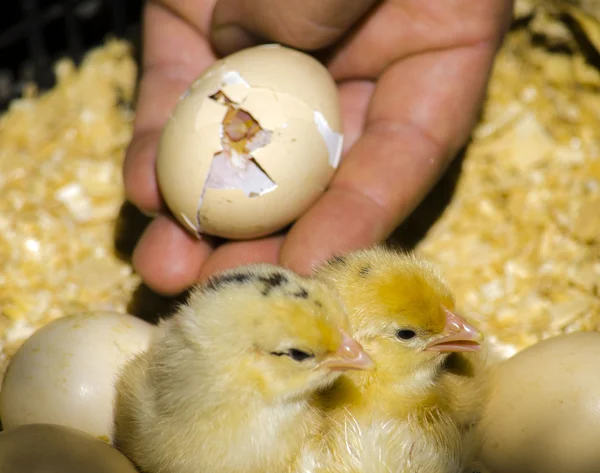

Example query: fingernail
[211,25,260,56]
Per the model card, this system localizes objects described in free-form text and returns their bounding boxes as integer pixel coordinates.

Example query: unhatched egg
[0,424,138,472]
[0,311,155,443]
[480,331,600,473]
[157,44,343,240]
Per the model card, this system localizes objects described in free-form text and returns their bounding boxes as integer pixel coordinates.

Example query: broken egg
[157,44,343,239]
[0,311,155,443]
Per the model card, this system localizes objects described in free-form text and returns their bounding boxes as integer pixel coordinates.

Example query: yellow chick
[113,263,373,473]
[312,247,488,473]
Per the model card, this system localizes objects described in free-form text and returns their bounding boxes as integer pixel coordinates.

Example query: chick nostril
[339,332,364,360]
[343,343,361,360]
[449,321,461,332]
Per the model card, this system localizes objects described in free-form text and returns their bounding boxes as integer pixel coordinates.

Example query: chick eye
[288,349,314,362]
[396,329,416,340]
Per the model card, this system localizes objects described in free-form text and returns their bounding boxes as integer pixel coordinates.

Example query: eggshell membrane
[0,311,155,443]
[0,424,138,472]
[200,118,332,239]
[480,331,600,473]
[156,44,343,239]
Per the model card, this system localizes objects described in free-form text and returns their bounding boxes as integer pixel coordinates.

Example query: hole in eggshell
[192,90,280,235]
[203,90,278,198]
[204,151,276,198]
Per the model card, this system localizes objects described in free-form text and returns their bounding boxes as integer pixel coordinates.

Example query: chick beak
[318,331,374,372]
[424,308,484,353]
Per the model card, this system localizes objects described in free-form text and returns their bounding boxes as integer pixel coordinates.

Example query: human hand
[123,0,514,295]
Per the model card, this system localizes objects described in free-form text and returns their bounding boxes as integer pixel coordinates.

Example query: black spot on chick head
[329,255,347,266]
[204,272,253,292]
[358,265,371,277]
[292,287,309,299]
[258,272,288,296]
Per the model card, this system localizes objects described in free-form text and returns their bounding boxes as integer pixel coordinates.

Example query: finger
[338,80,374,155]
[123,130,164,214]
[327,0,513,80]
[123,0,216,214]
[132,214,215,295]
[280,40,499,274]
[210,0,377,55]
[197,236,285,282]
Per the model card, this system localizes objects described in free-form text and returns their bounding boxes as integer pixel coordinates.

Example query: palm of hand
[124,0,512,295]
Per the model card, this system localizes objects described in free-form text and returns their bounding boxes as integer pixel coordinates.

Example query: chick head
[175,264,373,402]
[316,247,484,375]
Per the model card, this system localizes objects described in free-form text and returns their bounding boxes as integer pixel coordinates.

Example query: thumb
[210,0,377,55]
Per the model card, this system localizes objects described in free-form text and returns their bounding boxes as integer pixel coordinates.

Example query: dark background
[0,0,145,110]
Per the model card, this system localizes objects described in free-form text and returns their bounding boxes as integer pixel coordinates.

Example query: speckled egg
[157,43,343,240]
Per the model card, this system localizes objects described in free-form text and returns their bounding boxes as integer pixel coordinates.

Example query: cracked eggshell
[157,44,343,240]
[200,118,332,238]
[480,332,600,473]
[0,311,155,444]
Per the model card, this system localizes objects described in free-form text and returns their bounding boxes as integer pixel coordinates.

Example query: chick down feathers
[311,247,489,473]
[114,263,372,473]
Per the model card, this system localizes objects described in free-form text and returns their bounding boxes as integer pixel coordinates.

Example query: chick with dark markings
[114,263,373,473]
